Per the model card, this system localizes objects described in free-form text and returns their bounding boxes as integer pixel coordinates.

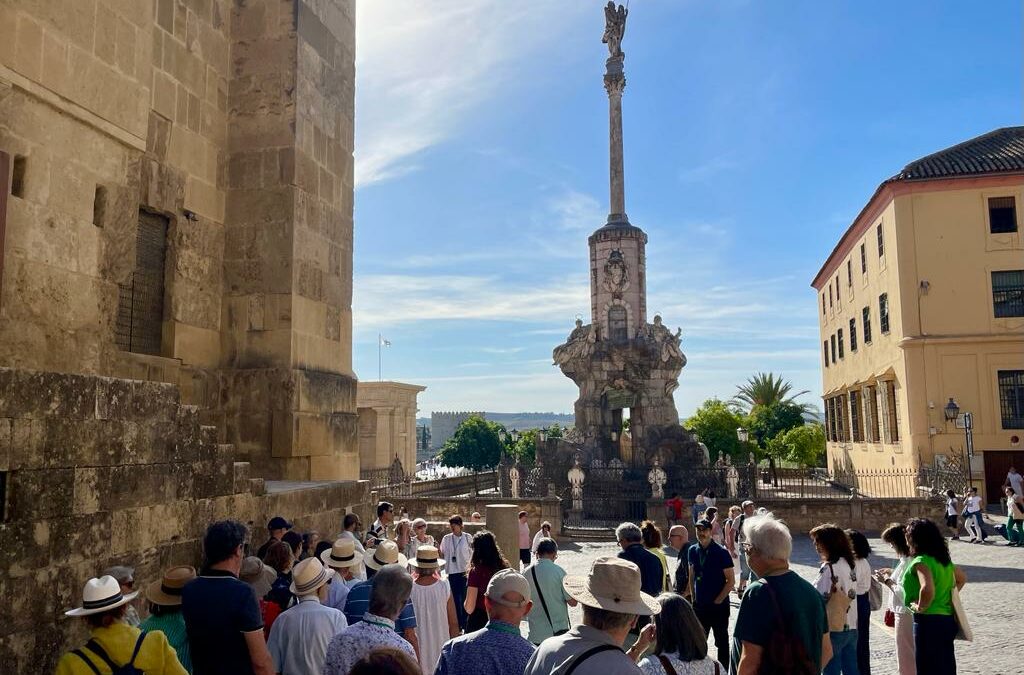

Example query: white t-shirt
[853,558,872,595]
[815,557,858,629]
[440,531,472,574]
[946,497,958,516]
[1008,471,1023,496]
[966,495,982,513]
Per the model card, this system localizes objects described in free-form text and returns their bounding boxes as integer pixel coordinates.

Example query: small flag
[379,336,391,347]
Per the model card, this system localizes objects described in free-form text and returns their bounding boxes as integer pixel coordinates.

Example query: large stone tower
[553,2,701,469]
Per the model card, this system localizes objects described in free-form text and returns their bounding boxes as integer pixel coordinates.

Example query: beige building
[0,0,359,480]
[812,127,1024,502]
[357,381,426,474]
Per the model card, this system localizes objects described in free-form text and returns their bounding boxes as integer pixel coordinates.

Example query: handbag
[883,609,895,627]
[868,576,885,611]
[824,563,853,632]
[951,585,973,642]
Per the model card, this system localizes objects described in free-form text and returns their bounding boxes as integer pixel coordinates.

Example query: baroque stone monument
[552,2,702,470]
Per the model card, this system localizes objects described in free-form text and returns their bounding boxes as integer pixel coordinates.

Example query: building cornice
[898,332,1024,348]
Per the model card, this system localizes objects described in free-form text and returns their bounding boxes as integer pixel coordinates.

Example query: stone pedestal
[486,503,521,566]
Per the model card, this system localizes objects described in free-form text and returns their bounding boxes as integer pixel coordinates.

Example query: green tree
[732,372,813,413]
[766,423,826,467]
[684,399,749,460]
[747,401,806,450]
[437,415,503,470]
[512,428,538,464]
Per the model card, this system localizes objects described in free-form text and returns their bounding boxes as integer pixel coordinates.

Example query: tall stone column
[486,503,521,567]
[605,56,627,223]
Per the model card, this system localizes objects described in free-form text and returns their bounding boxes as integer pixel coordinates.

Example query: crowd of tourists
[54,476,1007,675]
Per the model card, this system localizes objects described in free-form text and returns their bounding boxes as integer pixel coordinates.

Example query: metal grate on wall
[115,210,167,355]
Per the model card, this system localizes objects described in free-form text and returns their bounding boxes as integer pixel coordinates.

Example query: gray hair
[369,565,413,619]
[615,522,643,544]
[536,538,558,557]
[103,566,134,584]
[742,512,792,561]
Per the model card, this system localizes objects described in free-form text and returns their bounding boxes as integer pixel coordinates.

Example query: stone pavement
[536,532,1023,675]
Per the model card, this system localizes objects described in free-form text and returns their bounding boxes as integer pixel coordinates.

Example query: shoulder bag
[868,575,885,611]
[951,583,973,642]
[824,563,853,632]
[1010,496,1024,521]
[531,565,568,636]
[558,644,622,675]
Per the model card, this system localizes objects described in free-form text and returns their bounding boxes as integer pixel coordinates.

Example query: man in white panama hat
[266,557,347,675]
[56,575,187,675]
[524,556,660,675]
[321,538,363,611]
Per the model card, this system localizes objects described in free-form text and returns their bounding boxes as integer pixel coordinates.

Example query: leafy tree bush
[684,399,749,460]
[766,423,827,467]
[437,415,503,470]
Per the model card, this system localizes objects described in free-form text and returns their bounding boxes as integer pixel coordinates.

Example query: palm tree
[732,372,813,413]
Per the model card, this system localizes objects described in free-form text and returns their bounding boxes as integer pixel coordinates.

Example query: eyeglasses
[740,543,754,553]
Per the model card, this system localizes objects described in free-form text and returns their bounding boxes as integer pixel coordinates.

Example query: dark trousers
[520,548,531,567]
[694,600,730,667]
[913,613,957,675]
[856,592,871,675]
[448,572,468,630]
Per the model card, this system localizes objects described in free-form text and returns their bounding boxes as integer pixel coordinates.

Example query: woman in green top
[901,518,967,675]
[140,566,196,674]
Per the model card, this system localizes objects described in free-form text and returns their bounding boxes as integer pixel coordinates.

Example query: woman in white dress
[409,545,459,674]
[638,592,724,675]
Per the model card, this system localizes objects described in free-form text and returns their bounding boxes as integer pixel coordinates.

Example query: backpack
[73,631,147,675]
[758,581,817,675]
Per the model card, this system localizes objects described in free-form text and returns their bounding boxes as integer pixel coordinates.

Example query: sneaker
[951,536,960,540]
[968,538,976,543]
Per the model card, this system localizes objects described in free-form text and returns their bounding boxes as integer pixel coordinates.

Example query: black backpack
[73,631,147,675]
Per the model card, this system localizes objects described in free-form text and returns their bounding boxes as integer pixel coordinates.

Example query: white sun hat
[65,575,139,617]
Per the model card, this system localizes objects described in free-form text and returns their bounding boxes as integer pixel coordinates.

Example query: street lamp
[943,398,974,490]
[511,429,520,443]
[539,429,547,443]
[498,429,507,444]
[943,398,960,422]
[736,427,749,443]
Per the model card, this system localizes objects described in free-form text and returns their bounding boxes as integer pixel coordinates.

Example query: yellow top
[55,621,187,675]
[647,545,671,592]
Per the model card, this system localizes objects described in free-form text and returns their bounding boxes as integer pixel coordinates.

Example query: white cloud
[480,346,526,354]
[548,188,605,231]
[355,2,589,187]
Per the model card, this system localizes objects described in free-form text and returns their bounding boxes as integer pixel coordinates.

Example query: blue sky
[351,1,1022,416]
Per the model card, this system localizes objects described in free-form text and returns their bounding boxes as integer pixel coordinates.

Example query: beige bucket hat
[289,557,335,596]
[562,556,661,616]
[321,538,361,569]
[145,565,196,607]
[364,539,408,571]
[65,575,139,617]
[411,545,446,569]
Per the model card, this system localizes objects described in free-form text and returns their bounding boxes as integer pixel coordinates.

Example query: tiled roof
[891,126,1024,181]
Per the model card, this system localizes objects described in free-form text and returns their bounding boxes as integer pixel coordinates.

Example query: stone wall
[0,367,370,674]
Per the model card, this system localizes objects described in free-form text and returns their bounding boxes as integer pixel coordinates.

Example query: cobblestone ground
[536,530,1023,675]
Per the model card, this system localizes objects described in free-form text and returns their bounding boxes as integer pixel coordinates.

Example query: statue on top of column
[602,1,628,58]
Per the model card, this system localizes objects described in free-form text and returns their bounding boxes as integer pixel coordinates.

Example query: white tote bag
[951,586,973,642]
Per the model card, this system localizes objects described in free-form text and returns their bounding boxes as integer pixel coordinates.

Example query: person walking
[182,520,274,675]
[240,556,276,603]
[670,526,694,601]
[704,508,724,545]
[262,540,295,632]
[323,566,417,675]
[56,575,187,675]
[729,513,830,675]
[1003,485,1024,546]
[532,521,553,557]
[256,516,292,560]
[464,530,511,632]
[406,517,436,561]
[944,490,960,540]
[874,523,915,675]
[524,537,577,644]
[344,541,420,659]
[638,593,723,675]
[617,522,665,641]
[901,518,967,675]
[666,493,684,526]
[687,518,734,667]
[518,511,533,569]
[524,557,661,675]
[734,501,756,594]
[810,524,859,675]
[266,557,346,675]
[846,530,873,675]
[723,506,742,563]
[664,525,687,558]
[434,569,536,675]
[409,545,459,674]
[691,494,707,524]
[963,487,987,543]
[440,515,473,631]
[321,538,362,611]
[1006,465,1024,497]
[641,520,671,591]
[140,566,196,673]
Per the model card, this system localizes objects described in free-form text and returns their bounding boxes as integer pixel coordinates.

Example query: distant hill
[418,412,574,430]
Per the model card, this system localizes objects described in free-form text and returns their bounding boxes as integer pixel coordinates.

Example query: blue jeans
[824,629,860,675]
[968,511,987,540]
[448,572,468,630]
[913,613,957,675]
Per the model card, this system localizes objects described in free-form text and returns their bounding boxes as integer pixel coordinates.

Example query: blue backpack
[72,631,147,675]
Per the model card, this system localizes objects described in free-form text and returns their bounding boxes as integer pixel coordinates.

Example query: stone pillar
[604,56,627,222]
[486,503,521,566]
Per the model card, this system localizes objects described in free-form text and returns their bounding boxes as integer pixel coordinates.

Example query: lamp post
[736,427,749,443]
[944,398,974,490]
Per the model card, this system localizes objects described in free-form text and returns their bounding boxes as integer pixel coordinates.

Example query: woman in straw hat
[139,566,197,673]
[409,545,459,674]
[55,575,187,675]
[637,593,723,675]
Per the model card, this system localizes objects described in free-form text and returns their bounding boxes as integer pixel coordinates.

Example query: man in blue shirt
[615,521,662,637]
[687,518,735,666]
[434,568,535,675]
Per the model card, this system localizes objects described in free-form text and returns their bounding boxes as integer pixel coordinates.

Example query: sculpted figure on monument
[553,318,595,366]
[602,250,630,294]
[602,1,628,58]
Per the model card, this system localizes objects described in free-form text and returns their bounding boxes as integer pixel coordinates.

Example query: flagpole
[378,333,382,381]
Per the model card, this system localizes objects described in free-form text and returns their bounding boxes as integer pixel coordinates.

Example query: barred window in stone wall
[849,390,863,442]
[997,370,1024,429]
[837,394,848,442]
[862,306,872,343]
[992,270,1024,318]
[116,210,168,355]
[886,381,900,443]
[849,318,857,352]
[866,385,881,442]
[989,196,1018,234]
[879,293,890,333]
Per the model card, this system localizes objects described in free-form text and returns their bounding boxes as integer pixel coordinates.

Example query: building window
[829,285,833,308]
[885,381,900,442]
[998,370,1024,429]
[11,155,26,198]
[830,334,836,363]
[879,293,890,333]
[823,341,829,367]
[824,405,831,441]
[838,394,848,441]
[989,196,1018,234]
[116,210,168,355]
[849,318,857,351]
[850,390,863,442]
[837,329,844,359]
[608,305,628,342]
[822,294,826,315]
[860,243,867,274]
[876,223,884,258]
[847,260,853,287]
[992,270,1024,318]
[835,275,840,303]
[867,385,881,442]
[862,306,872,343]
